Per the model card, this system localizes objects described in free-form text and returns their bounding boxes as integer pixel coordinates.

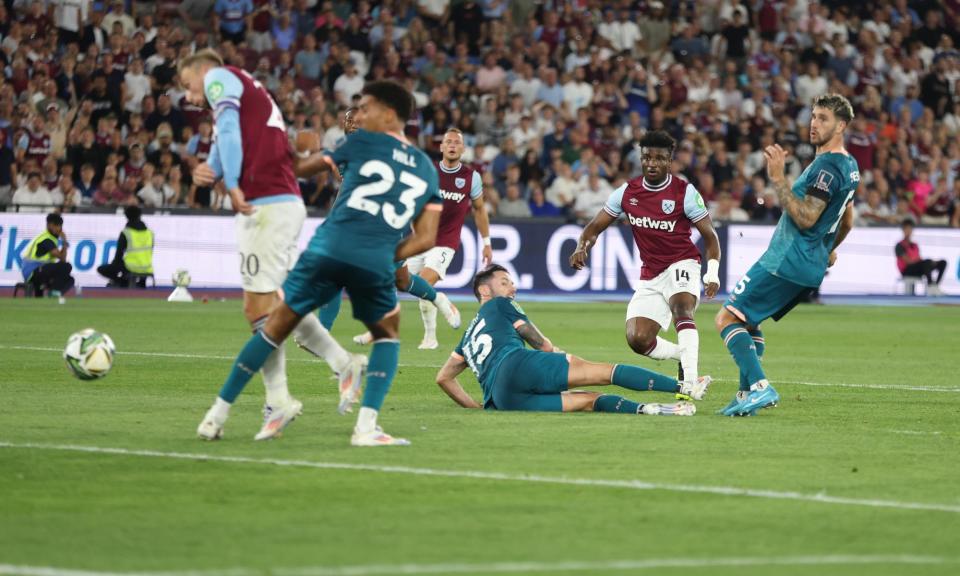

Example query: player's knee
[670,304,695,321]
[714,308,734,332]
[626,332,655,356]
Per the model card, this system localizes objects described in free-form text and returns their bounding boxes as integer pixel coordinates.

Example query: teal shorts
[486,349,569,412]
[724,262,812,327]
[284,252,396,324]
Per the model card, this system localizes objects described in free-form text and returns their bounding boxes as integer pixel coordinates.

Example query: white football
[63,329,116,380]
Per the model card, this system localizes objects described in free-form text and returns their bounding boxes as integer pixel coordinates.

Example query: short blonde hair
[177,49,224,74]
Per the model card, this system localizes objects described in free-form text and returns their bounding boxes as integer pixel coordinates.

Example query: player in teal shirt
[716,93,859,417]
[436,265,713,414]
[199,81,443,446]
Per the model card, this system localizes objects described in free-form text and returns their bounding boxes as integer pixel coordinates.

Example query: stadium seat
[897,275,926,296]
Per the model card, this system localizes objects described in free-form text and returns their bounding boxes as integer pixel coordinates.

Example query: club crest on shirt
[815,170,834,191]
[455,177,466,189]
[662,199,675,214]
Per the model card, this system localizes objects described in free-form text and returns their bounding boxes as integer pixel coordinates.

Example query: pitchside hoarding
[1,213,957,295]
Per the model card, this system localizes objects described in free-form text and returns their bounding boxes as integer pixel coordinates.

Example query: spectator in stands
[528,182,561,218]
[497,183,532,218]
[710,191,750,223]
[92,173,130,207]
[857,185,898,226]
[21,213,74,297]
[294,33,323,81]
[50,174,81,210]
[896,220,948,296]
[97,206,154,288]
[12,170,53,212]
[137,170,176,207]
[213,0,253,45]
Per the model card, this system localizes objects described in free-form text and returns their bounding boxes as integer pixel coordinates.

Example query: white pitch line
[3,345,959,393]
[2,441,959,515]
[710,378,960,394]
[0,555,952,576]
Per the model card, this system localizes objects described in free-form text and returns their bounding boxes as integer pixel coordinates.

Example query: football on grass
[64,329,116,380]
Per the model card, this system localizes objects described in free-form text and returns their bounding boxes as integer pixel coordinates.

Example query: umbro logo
[629,198,639,206]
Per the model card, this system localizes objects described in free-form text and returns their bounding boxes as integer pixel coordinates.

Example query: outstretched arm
[693,215,722,299]
[294,152,340,179]
[436,354,481,408]
[569,209,617,269]
[765,144,827,230]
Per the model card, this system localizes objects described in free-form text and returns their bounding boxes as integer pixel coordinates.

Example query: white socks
[261,346,291,407]
[677,328,699,384]
[293,313,350,373]
[251,315,293,408]
[646,337,683,361]
[356,406,378,434]
[211,397,231,421]
[419,299,437,342]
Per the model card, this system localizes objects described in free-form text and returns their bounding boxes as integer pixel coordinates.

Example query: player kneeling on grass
[435,265,711,414]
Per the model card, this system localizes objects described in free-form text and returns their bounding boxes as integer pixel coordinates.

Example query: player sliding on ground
[715,93,859,416]
[199,81,442,446]
[180,49,364,441]
[313,108,462,337]
[435,265,710,414]
[353,127,493,349]
[570,130,721,393]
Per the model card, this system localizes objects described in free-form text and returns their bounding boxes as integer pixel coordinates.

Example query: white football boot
[350,426,411,447]
[417,338,439,350]
[254,398,304,441]
[352,331,373,346]
[433,291,461,329]
[197,408,226,440]
[641,401,697,416]
[678,375,713,401]
[337,354,367,415]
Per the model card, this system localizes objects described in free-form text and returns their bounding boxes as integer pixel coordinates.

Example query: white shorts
[235,199,306,293]
[406,246,456,279]
[625,259,702,329]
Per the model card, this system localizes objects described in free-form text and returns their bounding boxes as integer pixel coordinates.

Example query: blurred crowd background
[1,0,958,227]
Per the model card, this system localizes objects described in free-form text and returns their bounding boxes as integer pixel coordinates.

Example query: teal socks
[612,364,679,393]
[593,394,641,414]
[360,339,401,411]
[405,273,436,302]
[218,331,278,403]
[721,323,766,392]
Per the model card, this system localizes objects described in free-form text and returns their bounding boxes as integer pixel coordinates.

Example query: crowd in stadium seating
[1,0,958,227]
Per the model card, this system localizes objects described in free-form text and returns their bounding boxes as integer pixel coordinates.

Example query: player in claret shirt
[570,130,721,402]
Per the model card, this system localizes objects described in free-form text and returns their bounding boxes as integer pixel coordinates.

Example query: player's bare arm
[396,205,441,261]
[764,144,827,230]
[435,354,481,409]
[515,321,556,352]
[570,210,617,269]
[294,152,339,179]
[471,196,494,266]
[693,215,722,299]
[828,201,855,267]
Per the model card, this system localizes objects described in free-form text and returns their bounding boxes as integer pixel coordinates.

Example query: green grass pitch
[0,297,958,576]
